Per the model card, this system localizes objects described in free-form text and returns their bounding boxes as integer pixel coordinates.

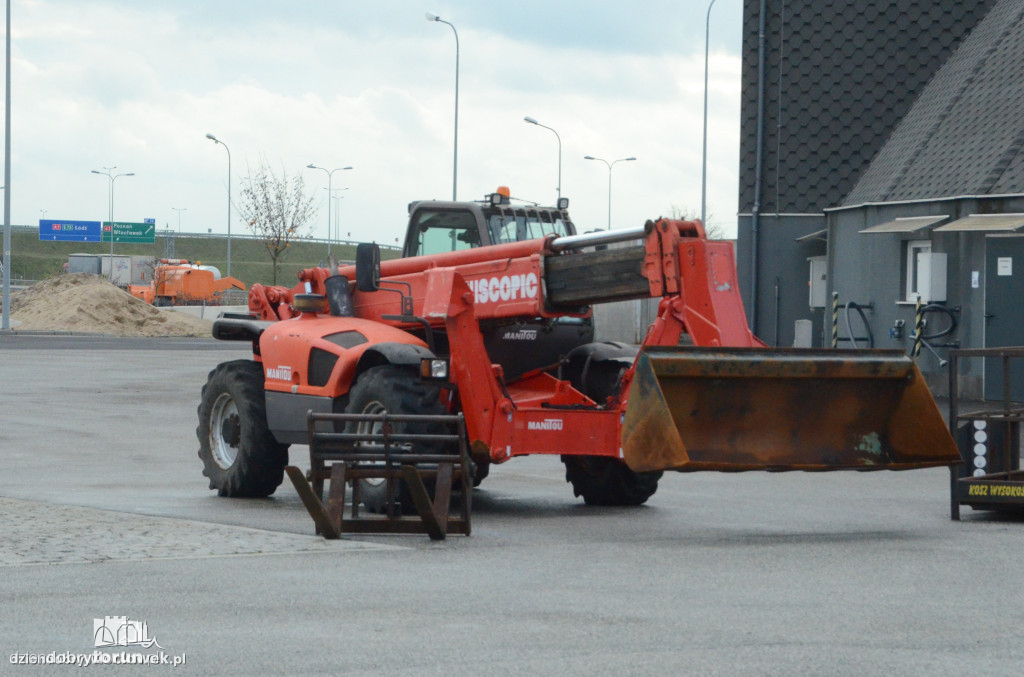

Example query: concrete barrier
[160,305,249,320]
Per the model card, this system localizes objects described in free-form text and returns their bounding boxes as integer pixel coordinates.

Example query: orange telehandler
[130,259,245,306]
[197,189,958,515]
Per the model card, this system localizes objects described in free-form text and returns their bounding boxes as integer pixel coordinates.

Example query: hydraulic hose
[920,303,958,340]
[843,301,874,349]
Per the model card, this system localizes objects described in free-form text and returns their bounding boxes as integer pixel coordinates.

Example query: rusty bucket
[621,347,960,473]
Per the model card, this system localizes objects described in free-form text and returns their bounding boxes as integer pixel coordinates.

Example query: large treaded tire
[561,354,661,506]
[197,360,288,497]
[562,455,661,506]
[344,365,449,513]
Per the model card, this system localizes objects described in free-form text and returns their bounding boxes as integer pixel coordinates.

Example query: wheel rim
[357,399,387,489]
[209,392,241,470]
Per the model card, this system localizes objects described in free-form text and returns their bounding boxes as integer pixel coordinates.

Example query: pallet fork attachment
[285,412,471,540]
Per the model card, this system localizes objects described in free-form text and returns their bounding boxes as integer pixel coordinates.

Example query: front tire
[562,455,661,506]
[197,360,288,497]
[344,365,449,513]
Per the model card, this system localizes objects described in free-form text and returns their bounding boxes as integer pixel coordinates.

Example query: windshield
[408,205,575,257]
[488,212,572,244]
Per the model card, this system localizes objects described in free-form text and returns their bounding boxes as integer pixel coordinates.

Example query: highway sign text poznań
[102,222,157,244]
[39,219,102,242]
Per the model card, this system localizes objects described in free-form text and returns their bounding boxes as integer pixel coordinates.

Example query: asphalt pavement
[1,334,1022,676]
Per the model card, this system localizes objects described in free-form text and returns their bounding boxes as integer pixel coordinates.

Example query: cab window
[409,209,481,256]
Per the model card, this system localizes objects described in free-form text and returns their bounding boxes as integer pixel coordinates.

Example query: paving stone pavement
[0,497,400,566]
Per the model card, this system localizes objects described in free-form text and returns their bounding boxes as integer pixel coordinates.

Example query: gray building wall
[737,214,826,347]
[826,196,1024,397]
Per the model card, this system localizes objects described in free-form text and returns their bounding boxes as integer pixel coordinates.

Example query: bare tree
[666,204,727,240]
[237,160,317,284]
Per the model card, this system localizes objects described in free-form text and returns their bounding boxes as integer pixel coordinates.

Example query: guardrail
[9,224,401,251]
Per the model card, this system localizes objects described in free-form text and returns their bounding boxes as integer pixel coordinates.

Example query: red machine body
[234,218,956,477]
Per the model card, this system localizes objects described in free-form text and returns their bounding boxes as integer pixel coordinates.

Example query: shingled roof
[843,0,1024,206]
[738,1,993,215]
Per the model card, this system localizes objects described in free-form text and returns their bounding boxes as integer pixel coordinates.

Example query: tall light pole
[524,116,561,201]
[325,186,349,246]
[2,0,11,331]
[426,12,459,200]
[205,133,232,277]
[306,164,352,258]
[584,155,636,230]
[91,166,135,282]
[701,0,719,226]
[172,207,187,233]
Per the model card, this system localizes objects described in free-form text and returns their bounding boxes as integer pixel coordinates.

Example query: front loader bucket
[621,347,960,473]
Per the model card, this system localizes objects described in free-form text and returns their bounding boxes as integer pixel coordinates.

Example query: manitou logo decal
[468,273,539,305]
[527,418,563,431]
[501,329,538,341]
[266,365,292,381]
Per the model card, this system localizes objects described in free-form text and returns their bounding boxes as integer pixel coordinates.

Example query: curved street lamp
[524,116,562,202]
[426,12,459,200]
[584,155,636,230]
[91,166,135,282]
[205,133,232,277]
[306,164,353,258]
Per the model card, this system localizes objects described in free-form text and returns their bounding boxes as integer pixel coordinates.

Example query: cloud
[7,0,743,244]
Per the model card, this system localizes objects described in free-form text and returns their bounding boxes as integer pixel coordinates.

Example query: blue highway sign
[39,219,103,242]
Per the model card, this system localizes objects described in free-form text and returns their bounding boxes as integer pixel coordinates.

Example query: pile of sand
[4,274,214,337]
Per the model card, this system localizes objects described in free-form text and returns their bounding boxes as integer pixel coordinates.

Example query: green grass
[7,226,400,287]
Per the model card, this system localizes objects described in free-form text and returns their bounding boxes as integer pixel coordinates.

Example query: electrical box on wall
[808,256,827,308]
[916,252,947,302]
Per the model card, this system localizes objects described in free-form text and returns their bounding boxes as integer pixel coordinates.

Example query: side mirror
[355,242,381,292]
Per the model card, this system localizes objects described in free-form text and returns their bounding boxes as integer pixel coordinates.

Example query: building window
[904,240,931,301]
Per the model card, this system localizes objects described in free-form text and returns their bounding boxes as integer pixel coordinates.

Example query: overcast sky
[6,0,743,246]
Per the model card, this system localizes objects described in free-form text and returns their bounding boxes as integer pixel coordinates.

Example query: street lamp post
[701,0,719,226]
[91,166,135,282]
[306,165,352,258]
[172,207,187,233]
[524,116,562,201]
[325,187,349,246]
[426,12,459,200]
[584,155,636,230]
[205,133,232,277]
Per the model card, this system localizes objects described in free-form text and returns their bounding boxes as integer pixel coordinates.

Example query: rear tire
[562,455,661,506]
[197,360,288,497]
[344,365,449,513]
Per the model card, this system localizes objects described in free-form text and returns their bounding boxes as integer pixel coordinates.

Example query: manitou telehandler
[197,188,959,524]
